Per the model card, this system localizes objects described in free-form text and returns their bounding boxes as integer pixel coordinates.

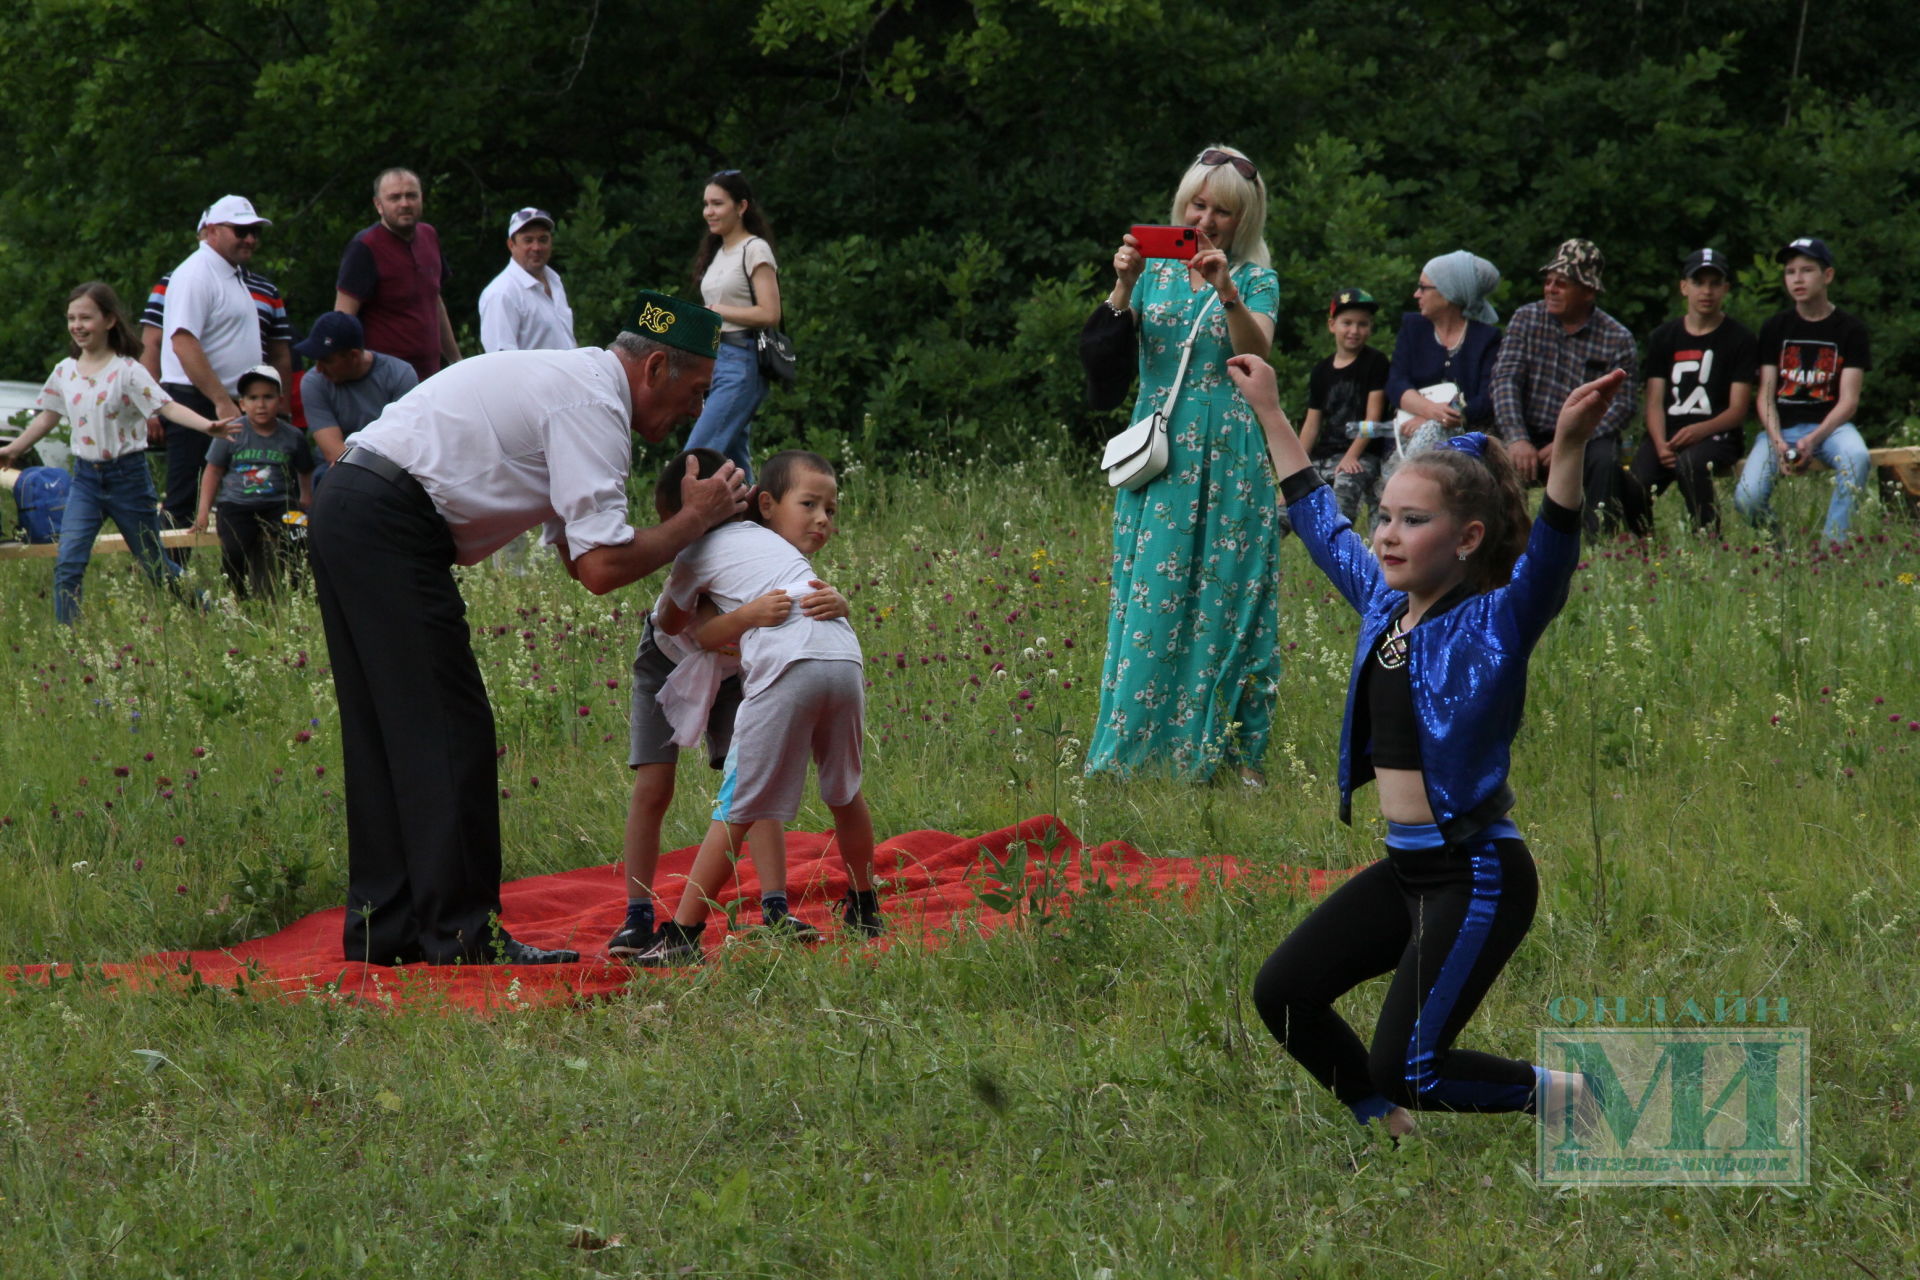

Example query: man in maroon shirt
[332,168,462,381]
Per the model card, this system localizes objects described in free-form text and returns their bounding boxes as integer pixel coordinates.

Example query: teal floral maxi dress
[1086,259,1282,781]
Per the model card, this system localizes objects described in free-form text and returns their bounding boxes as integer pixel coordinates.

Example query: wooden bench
[0,525,223,561]
[1805,445,1920,516]
[0,463,222,559]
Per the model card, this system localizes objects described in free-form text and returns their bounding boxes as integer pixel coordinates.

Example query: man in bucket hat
[1490,238,1640,533]
[306,293,745,967]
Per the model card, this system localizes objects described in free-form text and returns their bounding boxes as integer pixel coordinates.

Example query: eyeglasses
[1413,282,1438,293]
[1199,149,1258,182]
[224,225,263,240]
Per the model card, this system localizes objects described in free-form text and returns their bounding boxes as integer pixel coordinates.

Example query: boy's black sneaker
[753,914,823,943]
[840,892,886,939]
[636,921,705,967]
[606,920,657,962]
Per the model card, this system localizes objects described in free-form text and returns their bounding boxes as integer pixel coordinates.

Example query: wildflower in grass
[294,730,312,744]
[173,835,185,846]
[113,765,129,777]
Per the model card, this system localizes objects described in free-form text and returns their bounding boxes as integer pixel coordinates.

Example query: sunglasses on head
[225,224,263,240]
[1199,149,1258,182]
[712,168,742,180]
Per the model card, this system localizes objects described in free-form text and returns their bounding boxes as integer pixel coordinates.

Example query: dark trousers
[1252,836,1540,1118]
[308,462,502,965]
[160,384,218,531]
[1627,432,1745,536]
[214,503,303,600]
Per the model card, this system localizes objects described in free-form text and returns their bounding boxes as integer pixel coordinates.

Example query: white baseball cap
[507,206,554,237]
[198,195,273,230]
[236,364,282,393]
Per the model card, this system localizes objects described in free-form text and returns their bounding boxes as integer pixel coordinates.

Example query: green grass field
[2,452,1915,1278]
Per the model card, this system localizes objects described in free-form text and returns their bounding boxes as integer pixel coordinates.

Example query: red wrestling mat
[7,816,1353,1012]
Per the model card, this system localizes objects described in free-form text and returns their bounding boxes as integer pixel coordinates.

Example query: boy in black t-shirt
[1292,289,1390,527]
[1732,237,1874,543]
[192,365,315,600]
[1628,248,1757,535]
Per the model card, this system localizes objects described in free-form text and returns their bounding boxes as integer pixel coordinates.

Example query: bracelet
[1103,300,1129,318]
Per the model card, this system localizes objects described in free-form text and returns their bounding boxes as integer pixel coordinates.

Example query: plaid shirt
[1489,300,1637,444]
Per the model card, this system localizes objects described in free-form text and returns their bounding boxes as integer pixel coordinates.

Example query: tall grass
[1,450,1915,1276]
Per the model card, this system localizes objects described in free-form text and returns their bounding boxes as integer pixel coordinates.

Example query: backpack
[12,466,72,543]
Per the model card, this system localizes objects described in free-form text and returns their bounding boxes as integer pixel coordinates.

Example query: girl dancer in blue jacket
[1226,353,1625,1140]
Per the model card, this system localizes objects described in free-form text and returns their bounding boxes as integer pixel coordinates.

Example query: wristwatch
[1220,295,1241,312]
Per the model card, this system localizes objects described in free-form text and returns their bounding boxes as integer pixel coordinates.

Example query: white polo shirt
[348,348,637,565]
[159,242,262,390]
[477,261,575,353]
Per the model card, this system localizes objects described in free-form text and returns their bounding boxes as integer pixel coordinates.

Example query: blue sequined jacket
[1279,468,1583,843]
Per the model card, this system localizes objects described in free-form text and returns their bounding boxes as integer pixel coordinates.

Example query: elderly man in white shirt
[158,194,285,533]
[477,207,576,353]
[307,292,739,967]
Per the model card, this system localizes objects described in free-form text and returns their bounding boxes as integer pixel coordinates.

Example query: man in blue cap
[295,310,419,485]
[307,292,742,967]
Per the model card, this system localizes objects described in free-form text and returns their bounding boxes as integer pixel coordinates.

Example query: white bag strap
[1152,291,1219,423]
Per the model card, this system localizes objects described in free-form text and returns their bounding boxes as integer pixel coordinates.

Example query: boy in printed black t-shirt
[193,365,315,599]
[1732,237,1874,543]
[1627,248,1757,536]
[1292,289,1390,527]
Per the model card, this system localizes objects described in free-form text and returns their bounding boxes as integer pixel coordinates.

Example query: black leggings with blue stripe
[1252,827,1542,1122]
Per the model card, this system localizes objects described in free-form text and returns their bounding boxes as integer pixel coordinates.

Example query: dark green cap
[625,291,722,358]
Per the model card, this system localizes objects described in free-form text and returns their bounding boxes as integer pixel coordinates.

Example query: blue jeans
[1733,422,1872,542]
[684,336,765,481]
[55,453,180,624]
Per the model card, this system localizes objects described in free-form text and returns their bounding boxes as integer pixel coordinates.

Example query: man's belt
[340,447,434,510]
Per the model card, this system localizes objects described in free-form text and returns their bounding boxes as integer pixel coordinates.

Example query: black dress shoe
[497,933,580,965]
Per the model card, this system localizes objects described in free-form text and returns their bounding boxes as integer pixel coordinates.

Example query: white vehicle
[0,379,69,468]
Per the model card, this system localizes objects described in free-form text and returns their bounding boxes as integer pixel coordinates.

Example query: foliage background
[3,0,1918,457]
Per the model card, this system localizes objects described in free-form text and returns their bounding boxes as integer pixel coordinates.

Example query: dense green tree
[2,0,1915,455]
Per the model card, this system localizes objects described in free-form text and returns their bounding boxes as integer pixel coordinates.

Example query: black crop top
[1364,619,1422,769]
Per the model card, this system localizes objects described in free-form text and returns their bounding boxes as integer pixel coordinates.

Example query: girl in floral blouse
[1,281,236,622]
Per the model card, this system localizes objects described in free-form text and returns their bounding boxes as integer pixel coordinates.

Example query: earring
[1457,550,1470,561]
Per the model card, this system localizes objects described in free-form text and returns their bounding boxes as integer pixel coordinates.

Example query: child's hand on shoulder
[799,578,849,621]
[1226,355,1281,415]
[738,589,793,630]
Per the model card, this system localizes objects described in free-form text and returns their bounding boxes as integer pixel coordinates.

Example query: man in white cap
[157,195,286,539]
[477,207,576,352]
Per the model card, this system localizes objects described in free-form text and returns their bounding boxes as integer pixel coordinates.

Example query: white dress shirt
[348,348,636,565]
[159,242,263,390]
[477,261,576,352]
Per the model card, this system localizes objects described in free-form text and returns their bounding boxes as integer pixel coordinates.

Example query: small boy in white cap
[192,364,314,599]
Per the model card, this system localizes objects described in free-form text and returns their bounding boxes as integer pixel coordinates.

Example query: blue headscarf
[1443,432,1489,459]
[1423,250,1501,325]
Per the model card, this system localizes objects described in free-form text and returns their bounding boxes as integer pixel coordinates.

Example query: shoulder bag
[741,238,797,389]
[1099,293,1217,490]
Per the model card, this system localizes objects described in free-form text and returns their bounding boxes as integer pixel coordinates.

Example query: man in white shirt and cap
[308,292,740,967]
[478,207,576,352]
[157,194,284,535]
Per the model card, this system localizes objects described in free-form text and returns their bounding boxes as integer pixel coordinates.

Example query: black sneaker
[606,920,657,962]
[754,913,823,943]
[636,921,705,966]
[497,933,580,965]
[840,892,886,939]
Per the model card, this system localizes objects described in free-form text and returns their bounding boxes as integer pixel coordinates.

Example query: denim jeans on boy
[1732,422,1872,542]
[55,452,180,624]
[684,336,765,481]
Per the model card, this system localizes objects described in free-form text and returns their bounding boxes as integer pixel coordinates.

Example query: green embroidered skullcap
[625,291,722,358]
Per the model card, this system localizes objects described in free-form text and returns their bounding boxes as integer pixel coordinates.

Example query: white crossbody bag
[1099,294,1217,491]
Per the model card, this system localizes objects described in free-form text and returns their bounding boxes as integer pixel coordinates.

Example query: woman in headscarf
[1385,251,1503,441]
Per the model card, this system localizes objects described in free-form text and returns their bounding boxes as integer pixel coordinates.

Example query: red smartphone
[1130,224,1200,260]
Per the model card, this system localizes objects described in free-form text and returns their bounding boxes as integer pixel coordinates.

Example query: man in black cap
[307,292,742,966]
[295,310,419,482]
[1733,238,1874,543]
[1626,248,1757,536]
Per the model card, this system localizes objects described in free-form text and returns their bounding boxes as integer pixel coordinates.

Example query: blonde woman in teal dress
[1087,144,1281,784]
